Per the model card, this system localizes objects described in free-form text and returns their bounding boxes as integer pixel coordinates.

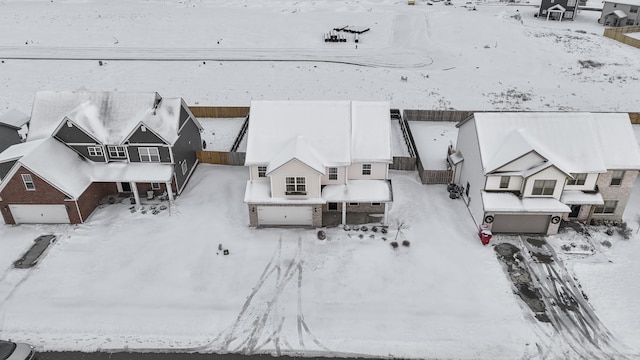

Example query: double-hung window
[610,170,624,186]
[328,167,338,180]
[499,176,510,189]
[362,164,371,176]
[593,200,617,214]
[88,146,103,157]
[138,147,161,162]
[285,177,306,195]
[567,173,587,186]
[532,180,556,196]
[108,146,127,159]
[22,174,35,191]
[258,166,267,178]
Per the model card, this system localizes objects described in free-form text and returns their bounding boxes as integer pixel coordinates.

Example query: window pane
[499,176,509,188]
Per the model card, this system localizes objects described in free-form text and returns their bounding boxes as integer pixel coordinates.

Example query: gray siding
[0,126,22,154]
[179,105,191,129]
[0,160,17,180]
[127,125,167,144]
[69,145,107,163]
[127,145,172,163]
[172,118,203,193]
[54,122,99,144]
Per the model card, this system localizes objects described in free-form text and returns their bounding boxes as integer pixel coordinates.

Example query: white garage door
[491,214,550,234]
[257,206,313,226]
[9,204,71,224]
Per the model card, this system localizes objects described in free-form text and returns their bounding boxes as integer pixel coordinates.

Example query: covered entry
[9,204,71,224]
[257,205,313,226]
[490,214,551,234]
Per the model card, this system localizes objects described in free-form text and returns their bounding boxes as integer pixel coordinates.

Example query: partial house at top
[537,0,578,20]
[449,112,640,235]
[244,101,393,227]
[0,90,202,225]
[0,109,27,153]
[600,0,640,26]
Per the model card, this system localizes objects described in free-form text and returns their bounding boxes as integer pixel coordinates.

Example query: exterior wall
[135,182,169,197]
[54,121,99,144]
[269,159,322,199]
[171,117,203,194]
[76,182,118,222]
[600,2,640,25]
[126,125,167,144]
[494,152,546,172]
[347,162,387,180]
[128,145,172,163]
[0,166,80,224]
[522,166,566,200]
[485,175,523,191]
[593,169,638,220]
[321,166,347,185]
[0,126,22,154]
[563,172,599,191]
[337,202,386,213]
[453,118,487,226]
[0,160,17,181]
[247,203,322,227]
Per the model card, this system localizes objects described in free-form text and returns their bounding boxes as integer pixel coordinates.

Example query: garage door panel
[9,204,71,224]
[491,214,550,234]
[257,206,313,226]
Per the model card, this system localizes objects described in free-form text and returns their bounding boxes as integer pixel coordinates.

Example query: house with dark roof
[243,101,393,227]
[0,90,202,225]
[449,112,640,235]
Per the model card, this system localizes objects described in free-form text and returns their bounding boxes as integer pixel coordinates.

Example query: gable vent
[141,125,147,132]
[66,120,73,127]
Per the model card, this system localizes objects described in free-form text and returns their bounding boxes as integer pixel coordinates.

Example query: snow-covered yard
[408,121,458,170]
[199,118,246,151]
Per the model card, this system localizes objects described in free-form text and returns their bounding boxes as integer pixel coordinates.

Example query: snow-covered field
[1,0,640,359]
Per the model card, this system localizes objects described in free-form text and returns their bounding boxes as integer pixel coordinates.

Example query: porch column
[341,202,347,225]
[130,182,141,209]
[166,182,174,203]
[383,203,389,225]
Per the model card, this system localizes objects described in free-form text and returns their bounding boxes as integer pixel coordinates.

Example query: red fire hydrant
[478,225,492,246]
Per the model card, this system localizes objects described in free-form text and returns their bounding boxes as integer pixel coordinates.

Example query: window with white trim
[258,166,267,178]
[151,182,161,190]
[328,167,338,180]
[593,200,617,214]
[362,164,371,176]
[88,146,103,157]
[567,173,587,186]
[108,146,127,159]
[21,174,35,191]
[532,180,556,196]
[610,170,624,186]
[328,202,338,211]
[181,160,188,175]
[499,176,510,189]
[138,147,161,162]
[285,177,306,195]
[630,5,638,13]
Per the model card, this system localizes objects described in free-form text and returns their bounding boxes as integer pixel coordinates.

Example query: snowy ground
[407,121,458,170]
[199,118,246,151]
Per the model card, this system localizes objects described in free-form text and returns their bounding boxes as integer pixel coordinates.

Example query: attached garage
[9,204,71,224]
[257,205,313,226]
[490,214,550,234]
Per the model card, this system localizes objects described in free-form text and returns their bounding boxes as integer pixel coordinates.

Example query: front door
[569,205,580,218]
[118,182,132,193]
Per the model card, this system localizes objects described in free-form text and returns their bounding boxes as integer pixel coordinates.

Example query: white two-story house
[243,101,393,227]
[449,112,640,235]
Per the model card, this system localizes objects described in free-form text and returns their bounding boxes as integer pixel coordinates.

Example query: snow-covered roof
[28,90,185,145]
[245,101,392,167]
[266,136,325,175]
[482,191,571,213]
[606,9,629,18]
[604,0,640,7]
[322,180,392,202]
[0,138,174,199]
[467,112,640,174]
[243,180,324,204]
[0,109,29,129]
[560,190,604,205]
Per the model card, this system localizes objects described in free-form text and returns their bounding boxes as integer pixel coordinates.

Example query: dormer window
[362,164,372,176]
[329,167,338,180]
[499,176,510,189]
[88,146,103,157]
[108,146,127,159]
[258,166,267,178]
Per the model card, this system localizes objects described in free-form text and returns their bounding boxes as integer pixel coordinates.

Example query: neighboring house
[0,115,24,155]
[244,101,393,227]
[600,0,640,26]
[538,0,578,20]
[0,90,202,225]
[449,112,640,235]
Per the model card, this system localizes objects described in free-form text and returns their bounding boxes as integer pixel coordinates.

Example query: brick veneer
[594,170,639,220]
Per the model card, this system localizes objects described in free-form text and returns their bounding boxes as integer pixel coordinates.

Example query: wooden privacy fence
[197,151,246,166]
[603,26,640,49]
[630,113,640,124]
[403,109,473,122]
[188,106,250,118]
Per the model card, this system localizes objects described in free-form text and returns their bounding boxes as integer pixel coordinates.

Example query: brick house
[0,90,202,224]
[449,112,640,235]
